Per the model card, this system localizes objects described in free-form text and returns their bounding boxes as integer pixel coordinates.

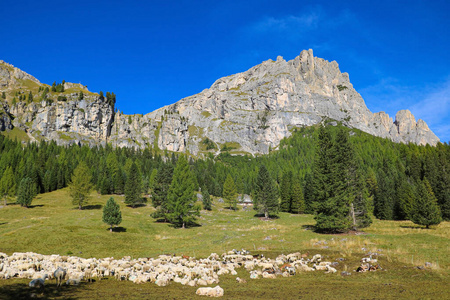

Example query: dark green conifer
[223,174,237,210]
[166,156,200,228]
[17,177,36,207]
[254,165,278,219]
[151,164,173,220]
[290,176,305,214]
[202,186,212,211]
[279,171,292,212]
[102,197,122,232]
[410,179,442,228]
[124,161,142,208]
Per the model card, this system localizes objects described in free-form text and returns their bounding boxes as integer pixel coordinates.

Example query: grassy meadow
[0,189,449,299]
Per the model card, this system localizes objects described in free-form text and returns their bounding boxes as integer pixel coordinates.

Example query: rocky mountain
[0,50,440,155]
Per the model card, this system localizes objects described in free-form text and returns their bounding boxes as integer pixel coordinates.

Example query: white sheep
[196,285,224,297]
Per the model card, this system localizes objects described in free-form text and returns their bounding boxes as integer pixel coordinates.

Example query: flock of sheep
[0,249,381,297]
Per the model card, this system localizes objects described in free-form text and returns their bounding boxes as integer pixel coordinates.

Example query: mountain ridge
[0,50,440,155]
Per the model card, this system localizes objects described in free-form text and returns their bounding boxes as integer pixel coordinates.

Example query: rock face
[0,50,440,153]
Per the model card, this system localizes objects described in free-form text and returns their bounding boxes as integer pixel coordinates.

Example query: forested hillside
[1,122,448,226]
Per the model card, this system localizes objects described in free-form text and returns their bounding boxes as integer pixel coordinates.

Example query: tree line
[0,122,448,230]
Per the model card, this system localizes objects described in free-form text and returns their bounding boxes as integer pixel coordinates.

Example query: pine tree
[315,127,353,232]
[28,91,33,103]
[255,165,278,219]
[17,177,36,207]
[313,127,371,232]
[279,171,292,212]
[310,126,334,214]
[374,160,396,220]
[223,174,237,210]
[365,168,378,213]
[202,186,212,211]
[351,169,372,228]
[290,176,305,214]
[124,161,142,208]
[102,197,122,232]
[436,147,450,220]
[148,168,158,193]
[68,162,93,210]
[166,156,200,228]
[113,169,125,195]
[0,166,16,206]
[410,179,442,228]
[151,164,173,220]
[396,179,416,220]
[409,153,422,182]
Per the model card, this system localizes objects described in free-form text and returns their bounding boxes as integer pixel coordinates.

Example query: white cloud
[360,78,450,142]
[251,10,321,34]
[409,79,450,125]
[409,79,450,142]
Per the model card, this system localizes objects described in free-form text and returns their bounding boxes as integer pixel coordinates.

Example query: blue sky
[1,0,449,142]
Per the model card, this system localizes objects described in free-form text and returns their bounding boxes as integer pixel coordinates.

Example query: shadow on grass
[0,281,80,300]
[83,204,103,210]
[168,221,202,229]
[224,206,239,211]
[400,225,429,229]
[110,226,127,232]
[28,204,44,208]
[0,222,7,226]
[126,203,147,208]
[301,224,316,231]
[253,213,280,220]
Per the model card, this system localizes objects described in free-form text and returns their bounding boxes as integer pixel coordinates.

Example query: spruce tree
[17,177,36,207]
[0,166,16,206]
[410,179,442,228]
[202,186,212,211]
[255,165,278,219]
[315,127,353,232]
[68,162,93,210]
[223,174,237,210]
[148,168,158,193]
[166,156,200,228]
[102,197,122,232]
[290,176,305,214]
[396,179,416,220]
[310,126,334,214]
[313,127,371,232]
[124,161,142,208]
[374,160,396,220]
[279,171,292,212]
[151,164,173,220]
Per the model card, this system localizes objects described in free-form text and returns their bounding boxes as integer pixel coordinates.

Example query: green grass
[0,127,30,142]
[0,189,448,299]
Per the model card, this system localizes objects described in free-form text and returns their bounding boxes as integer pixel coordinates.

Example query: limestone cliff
[0,50,440,154]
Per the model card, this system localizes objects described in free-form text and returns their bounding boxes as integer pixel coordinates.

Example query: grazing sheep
[311,254,322,263]
[236,277,247,284]
[54,267,66,287]
[262,272,276,279]
[65,278,81,286]
[196,285,224,297]
[325,265,337,274]
[313,264,327,271]
[29,274,48,291]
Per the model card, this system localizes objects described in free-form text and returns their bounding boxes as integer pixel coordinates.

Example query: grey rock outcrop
[0,50,440,154]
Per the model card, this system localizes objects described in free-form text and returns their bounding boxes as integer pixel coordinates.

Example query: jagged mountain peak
[0,50,440,154]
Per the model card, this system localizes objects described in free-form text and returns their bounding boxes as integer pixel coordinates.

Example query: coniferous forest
[0,122,448,231]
